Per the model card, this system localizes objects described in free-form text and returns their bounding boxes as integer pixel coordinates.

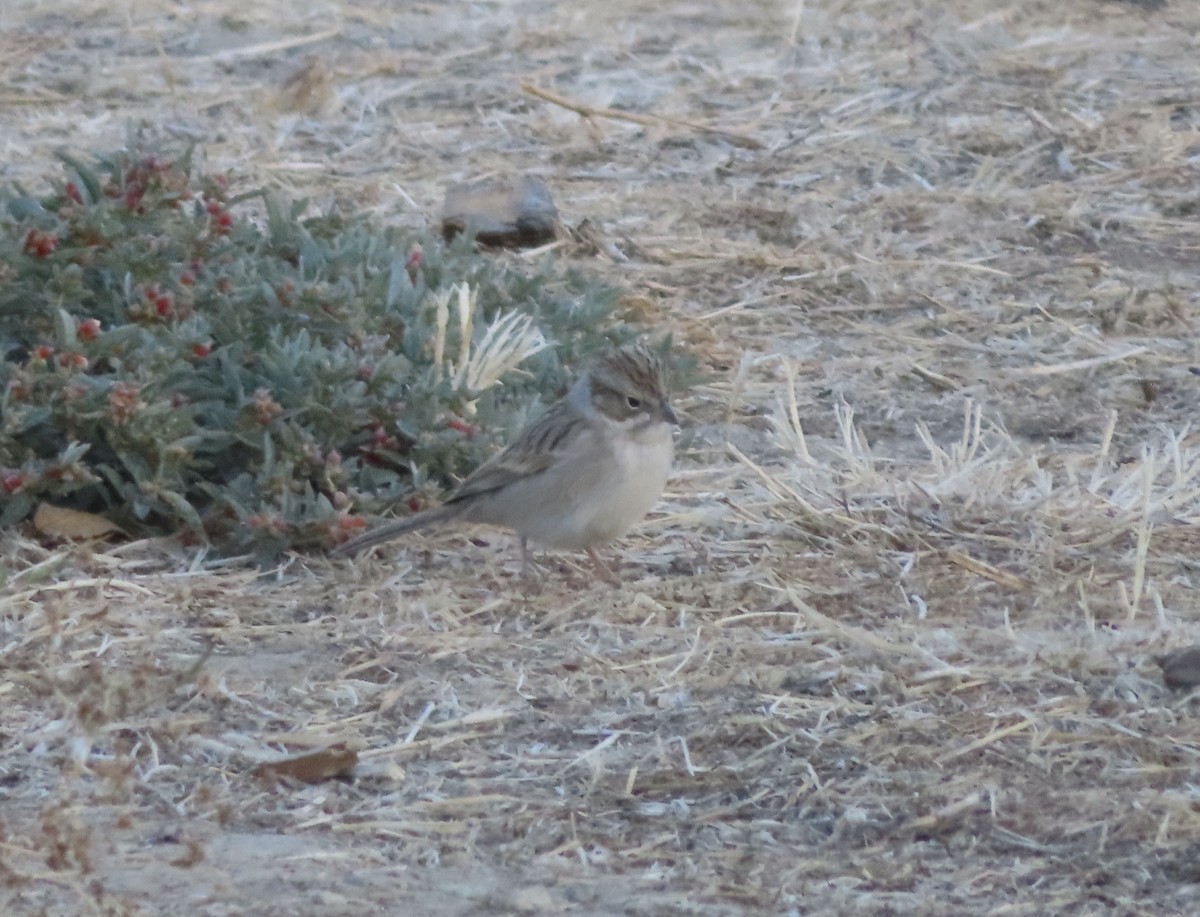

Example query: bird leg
[517,538,619,589]
[517,536,542,595]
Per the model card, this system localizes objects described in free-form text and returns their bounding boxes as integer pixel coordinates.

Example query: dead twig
[519,82,764,149]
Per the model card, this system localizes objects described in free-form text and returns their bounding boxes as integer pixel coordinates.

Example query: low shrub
[0,137,632,558]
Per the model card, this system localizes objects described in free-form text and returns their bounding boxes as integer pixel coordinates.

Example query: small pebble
[1154,646,1200,691]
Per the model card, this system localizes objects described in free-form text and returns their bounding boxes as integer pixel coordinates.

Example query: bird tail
[329,504,463,557]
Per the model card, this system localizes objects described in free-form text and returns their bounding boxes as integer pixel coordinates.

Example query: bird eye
[626,396,642,409]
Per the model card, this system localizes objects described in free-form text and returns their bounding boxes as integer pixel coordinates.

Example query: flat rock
[441,175,557,248]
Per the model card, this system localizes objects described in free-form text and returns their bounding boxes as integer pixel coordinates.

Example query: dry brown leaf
[251,743,359,786]
[276,53,335,116]
[945,550,1034,591]
[33,503,123,539]
[168,837,206,868]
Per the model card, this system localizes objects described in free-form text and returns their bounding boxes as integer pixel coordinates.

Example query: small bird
[332,342,678,582]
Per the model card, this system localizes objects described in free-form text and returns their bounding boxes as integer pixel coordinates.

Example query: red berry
[124,189,144,212]
[78,318,101,341]
[65,182,83,204]
[1,470,24,494]
[445,417,478,437]
[154,293,173,317]
[337,515,366,533]
[35,344,54,361]
[405,245,423,279]
[274,279,295,306]
[208,204,233,236]
[23,229,58,258]
[192,342,211,358]
[179,270,196,286]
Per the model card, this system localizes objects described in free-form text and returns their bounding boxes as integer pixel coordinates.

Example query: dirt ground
[3,0,1200,914]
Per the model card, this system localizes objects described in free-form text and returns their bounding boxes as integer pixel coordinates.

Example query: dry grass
[3,0,1200,914]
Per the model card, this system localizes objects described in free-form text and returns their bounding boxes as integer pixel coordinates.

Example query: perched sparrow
[332,343,678,581]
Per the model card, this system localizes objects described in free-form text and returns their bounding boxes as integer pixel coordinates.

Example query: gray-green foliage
[0,139,632,558]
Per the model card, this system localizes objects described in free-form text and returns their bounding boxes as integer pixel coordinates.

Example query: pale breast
[559,422,674,548]
[473,421,674,550]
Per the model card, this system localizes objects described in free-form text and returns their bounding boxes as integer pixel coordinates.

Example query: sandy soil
[3,1,1200,914]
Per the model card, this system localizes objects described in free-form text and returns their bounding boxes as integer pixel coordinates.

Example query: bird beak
[661,401,679,426]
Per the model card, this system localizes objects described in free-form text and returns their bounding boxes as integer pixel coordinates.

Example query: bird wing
[446,400,586,504]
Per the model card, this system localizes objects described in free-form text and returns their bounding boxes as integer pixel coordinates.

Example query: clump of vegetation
[0,137,632,558]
